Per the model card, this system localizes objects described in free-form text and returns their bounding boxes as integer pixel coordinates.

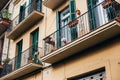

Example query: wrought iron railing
[11,1,42,30]
[43,1,120,56]
[0,46,42,77]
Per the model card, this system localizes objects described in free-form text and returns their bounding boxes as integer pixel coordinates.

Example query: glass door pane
[60,8,71,46]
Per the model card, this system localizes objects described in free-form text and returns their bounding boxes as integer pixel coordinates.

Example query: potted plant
[0,9,11,26]
[68,20,78,28]
[2,58,10,64]
[28,56,34,63]
[2,9,11,20]
[76,9,81,16]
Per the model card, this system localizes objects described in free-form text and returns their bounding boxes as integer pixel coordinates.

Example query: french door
[19,3,26,22]
[87,0,108,30]
[16,40,22,69]
[31,29,39,57]
[60,8,71,46]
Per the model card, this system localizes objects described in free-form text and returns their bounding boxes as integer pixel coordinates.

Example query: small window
[69,69,106,80]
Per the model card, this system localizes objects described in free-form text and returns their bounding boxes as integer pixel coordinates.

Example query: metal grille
[77,72,106,80]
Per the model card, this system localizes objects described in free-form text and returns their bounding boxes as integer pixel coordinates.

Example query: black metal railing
[0,46,42,77]
[12,1,42,30]
[43,1,120,55]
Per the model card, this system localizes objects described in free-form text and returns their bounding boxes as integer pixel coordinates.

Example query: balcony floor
[41,20,120,64]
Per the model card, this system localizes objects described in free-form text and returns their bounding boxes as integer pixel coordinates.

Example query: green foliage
[2,9,11,19]
[3,58,10,63]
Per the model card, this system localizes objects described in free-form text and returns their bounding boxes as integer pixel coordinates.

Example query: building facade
[0,0,11,76]
[0,0,120,80]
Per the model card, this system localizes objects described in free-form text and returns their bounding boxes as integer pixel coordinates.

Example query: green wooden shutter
[36,0,42,11]
[87,0,96,30]
[69,0,78,40]
[56,11,61,48]
[19,3,26,22]
[16,40,23,69]
[32,29,39,57]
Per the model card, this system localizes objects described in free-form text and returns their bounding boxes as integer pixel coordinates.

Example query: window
[56,0,77,48]
[69,70,106,80]
[87,0,117,30]
[19,3,26,22]
[60,7,71,46]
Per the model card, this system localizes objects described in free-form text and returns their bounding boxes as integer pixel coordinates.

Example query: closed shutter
[69,0,78,40]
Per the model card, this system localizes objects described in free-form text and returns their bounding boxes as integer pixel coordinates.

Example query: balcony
[43,0,65,9]
[0,46,42,80]
[41,1,120,63]
[0,18,10,35]
[7,1,44,40]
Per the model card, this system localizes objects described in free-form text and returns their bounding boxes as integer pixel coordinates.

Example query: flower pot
[76,10,81,15]
[68,20,78,28]
[102,0,112,8]
[0,19,10,26]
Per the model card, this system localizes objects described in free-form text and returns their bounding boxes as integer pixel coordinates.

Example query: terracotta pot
[102,0,112,8]
[76,10,81,15]
[0,19,10,26]
[68,20,78,28]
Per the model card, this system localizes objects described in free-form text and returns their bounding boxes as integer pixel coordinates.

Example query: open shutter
[69,0,78,40]
[56,11,61,48]
[31,29,39,57]
[16,40,23,69]
[87,0,97,30]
